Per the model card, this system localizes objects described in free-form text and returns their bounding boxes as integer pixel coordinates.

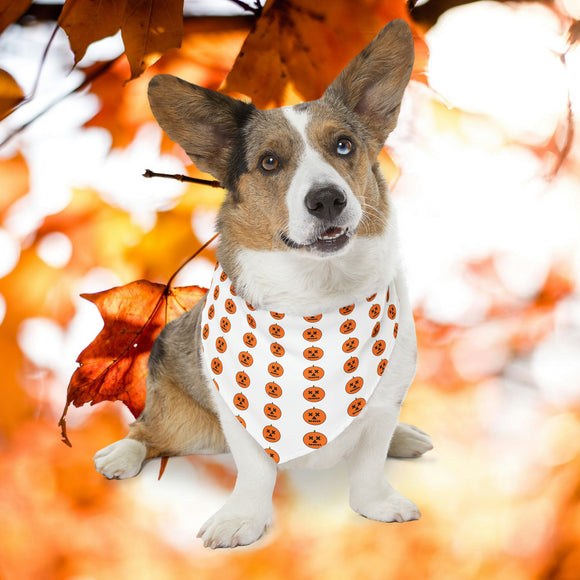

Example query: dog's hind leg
[388,423,433,458]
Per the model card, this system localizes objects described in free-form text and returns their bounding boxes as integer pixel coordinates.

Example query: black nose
[305,186,346,221]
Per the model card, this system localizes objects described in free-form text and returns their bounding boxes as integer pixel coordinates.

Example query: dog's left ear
[324,19,414,149]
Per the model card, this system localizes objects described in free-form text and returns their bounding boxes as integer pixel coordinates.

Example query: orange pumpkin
[303,431,327,449]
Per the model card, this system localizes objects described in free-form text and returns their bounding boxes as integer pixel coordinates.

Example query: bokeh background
[1,0,580,578]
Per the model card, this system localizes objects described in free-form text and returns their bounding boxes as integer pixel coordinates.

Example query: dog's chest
[200,263,400,464]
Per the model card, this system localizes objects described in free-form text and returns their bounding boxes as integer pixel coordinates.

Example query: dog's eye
[261,155,279,171]
[336,138,353,156]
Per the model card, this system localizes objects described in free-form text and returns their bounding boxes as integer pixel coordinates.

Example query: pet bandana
[200,263,399,465]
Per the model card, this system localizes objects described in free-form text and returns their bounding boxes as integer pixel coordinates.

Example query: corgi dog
[94,19,433,549]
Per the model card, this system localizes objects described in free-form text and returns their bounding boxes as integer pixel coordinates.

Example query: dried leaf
[61,281,206,430]
[0,0,32,35]
[0,68,24,119]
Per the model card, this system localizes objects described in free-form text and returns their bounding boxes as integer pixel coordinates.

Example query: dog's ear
[324,19,414,147]
[148,74,256,184]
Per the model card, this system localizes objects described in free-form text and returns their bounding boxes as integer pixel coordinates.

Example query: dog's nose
[305,186,347,221]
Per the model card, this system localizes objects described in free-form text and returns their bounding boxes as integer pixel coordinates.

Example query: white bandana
[200,263,399,465]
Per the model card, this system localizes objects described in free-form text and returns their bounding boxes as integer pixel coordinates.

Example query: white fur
[94,439,146,479]
[282,108,362,245]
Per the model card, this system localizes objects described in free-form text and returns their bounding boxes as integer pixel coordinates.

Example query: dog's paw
[94,439,146,480]
[388,423,433,458]
[197,503,273,549]
[351,490,421,523]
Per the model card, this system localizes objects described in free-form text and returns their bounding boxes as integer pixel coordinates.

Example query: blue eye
[336,138,353,156]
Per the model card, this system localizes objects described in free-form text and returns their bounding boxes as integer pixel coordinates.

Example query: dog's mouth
[280,226,352,254]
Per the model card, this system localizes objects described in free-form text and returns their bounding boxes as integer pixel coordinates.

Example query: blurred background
[1,0,579,578]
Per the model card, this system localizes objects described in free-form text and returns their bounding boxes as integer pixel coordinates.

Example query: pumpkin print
[236,415,246,428]
[303,386,325,402]
[220,317,231,333]
[233,393,248,410]
[339,319,356,334]
[246,301,256,311]
[202,324,209,340]
[270,342,285,357]
[230,284,237,296]
[213,285,220,300]
[369,304,381,319]
[339,304,355,315]
[210,357,222,375]
[347,397,366,417]
[268,361,284,377]
[225,298,237,314]
[366,293,377,302]
[238,351,254,367]
[303,431,327,449]
[215,336,227,353]
[372,321,381,338]
[393,323,399,338]
[345,376,364,394]
[388,304,397,320]
[377,359,388,376]
[303,407,326,425]
[342,337,359,353]
[247,314,257,329]
[270,311,285,320]
[263,425,281,442]
[265,448,280,463]
[303,365,324,381]
[372,340,386,356]
[343,356,359,373]
[264,403,282,420]
[304,314,323,322]
[243,332,257,348]
[303,346,324,361]
[265,382,282,398]
[236,371,250,388]
[220,271,228,282]
[212,379,219,391]
[303,327,322,342]
[208,304,215,319]
[269,324,285,339]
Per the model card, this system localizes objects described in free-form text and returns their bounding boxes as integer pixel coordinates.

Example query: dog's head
[148,19,413,262]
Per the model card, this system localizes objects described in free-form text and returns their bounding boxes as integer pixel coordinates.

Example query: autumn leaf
[59,281,206,444]
[0,0,32,35]
[0,68,24,119]
[58,0,184,80]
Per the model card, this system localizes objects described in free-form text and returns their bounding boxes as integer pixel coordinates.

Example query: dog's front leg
[198,395,277,549]
[347,405,421,523]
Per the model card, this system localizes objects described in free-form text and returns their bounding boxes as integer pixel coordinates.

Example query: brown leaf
[0,0,32,35]
[61,281,206,434]
[0,68,24,120]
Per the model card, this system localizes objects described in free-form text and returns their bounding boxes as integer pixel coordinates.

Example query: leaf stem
[143,169,223,188]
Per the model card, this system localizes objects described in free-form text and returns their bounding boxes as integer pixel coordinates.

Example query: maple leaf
[0,68,24,119]
[58,0,184,80]
[59,280,206,445]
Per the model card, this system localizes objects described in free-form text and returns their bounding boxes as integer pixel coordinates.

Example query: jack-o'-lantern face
[366,293,377,302]
[372,340,386,356]
[220,317,231,333]
[264,403,282,420]
[263,425,281,442]
[369,304,381,319]
[303,346,324,361]
[268,362,284,377]
[377,359,388,376]
[213,286,220,300]
[347,397,366,416]
[345,376,364,394]
[303,431,327,449]
[339,304,355,315]
[247,314,256,329]
[343,356,359,373]
[202,324,209,340]
[304,314,322,323]
[393,323,398,338]
[238,351,254,367]
[372,322,381,338]
[236,371,250,388]
[210,357,222,375]
[234,393,248,410]
[388,304,397,320]
[342,337,359,353]
[215,337,227,353]
[340,319,356,334]
[246,301,256,311]
[303,407,326,425]
[303,327,322,342]
[208,305,215,319]
[270,311,285,320]
[270,342,285,357]
[269,324,285,339]
[236,415,246,428]
[303,366,324,381]
[265,448,280,463]
[243,332,257,348]
[220,271,228,282]
[225,298,237,314]
[265,382,282,398]
[303,386,325,402]
[229,284,237,296]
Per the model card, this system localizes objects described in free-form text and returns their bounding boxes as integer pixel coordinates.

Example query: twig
[229,0,263,17]
[143,169,223,188]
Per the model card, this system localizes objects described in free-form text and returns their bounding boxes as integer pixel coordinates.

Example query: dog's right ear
[148,74,256,184]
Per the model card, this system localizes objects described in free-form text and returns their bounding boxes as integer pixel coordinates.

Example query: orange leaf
[0,68,24,119]
[61,281,206,434]
[222,0,428,108]
[0,0,33,35]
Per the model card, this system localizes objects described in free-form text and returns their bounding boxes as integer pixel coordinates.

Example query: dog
[93,19,433,549]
